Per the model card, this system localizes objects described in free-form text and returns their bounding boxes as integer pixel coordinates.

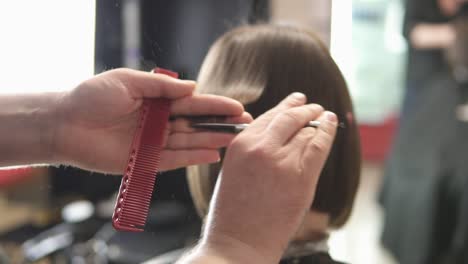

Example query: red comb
[112,67,177,232]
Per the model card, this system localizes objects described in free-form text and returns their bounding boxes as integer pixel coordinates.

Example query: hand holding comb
[112,68,176,232]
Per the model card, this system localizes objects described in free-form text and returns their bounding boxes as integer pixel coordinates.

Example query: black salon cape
[280,253,346,264]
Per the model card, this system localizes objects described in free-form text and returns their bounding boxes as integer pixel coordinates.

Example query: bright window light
[0,0,95,94]
[330,0,354,93]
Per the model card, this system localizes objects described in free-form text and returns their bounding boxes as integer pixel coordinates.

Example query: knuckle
[230,137,270,160]
[319,125,337,140]
[229,136,250,152]
[285,98,300,107]
[155,72,171,83]
[309,140,328,154]
[281,110,303,126]
[248,144,270,160]
[112,68,130,76]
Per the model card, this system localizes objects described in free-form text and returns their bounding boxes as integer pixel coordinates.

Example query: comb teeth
[112,68,177,232]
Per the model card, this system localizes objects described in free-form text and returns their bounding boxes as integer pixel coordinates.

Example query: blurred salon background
[0,0,467,263]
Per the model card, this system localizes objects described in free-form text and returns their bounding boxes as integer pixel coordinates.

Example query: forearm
[0,92,63,167]
[410,23,455,49]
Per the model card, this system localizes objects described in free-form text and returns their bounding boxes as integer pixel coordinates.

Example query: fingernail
[291,92,306,100]
[326,111,337,122]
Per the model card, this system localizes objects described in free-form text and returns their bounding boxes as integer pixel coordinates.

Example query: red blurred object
[0,167,35,188]
[358,115,399,162]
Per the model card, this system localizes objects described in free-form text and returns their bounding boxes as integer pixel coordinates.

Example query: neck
[283,234,329,259]
[292,211,329,242]
[282,211,330,259]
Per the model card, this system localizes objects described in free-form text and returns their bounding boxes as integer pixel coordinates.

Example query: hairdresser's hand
[181,93,338,264]
[54,68,251,174]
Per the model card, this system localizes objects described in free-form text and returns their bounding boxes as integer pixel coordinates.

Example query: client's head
[187,24,361,237]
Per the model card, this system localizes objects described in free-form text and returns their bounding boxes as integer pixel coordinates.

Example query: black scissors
[190,120,340,134]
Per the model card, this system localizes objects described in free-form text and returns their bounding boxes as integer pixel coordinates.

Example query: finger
[265,104,324,145]
[228,112,254,124]
[160,150,220,171]
[171,94,245,116]
[170,118,196,133]
[117,68,196,99]
[286,128,323,204]
[246,92,307,134]
[288,126,317,151]
[166,132,236,149]
[170,112,253,133]
[302,111,338,175]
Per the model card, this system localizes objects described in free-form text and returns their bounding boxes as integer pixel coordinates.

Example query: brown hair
[187,24,361,228]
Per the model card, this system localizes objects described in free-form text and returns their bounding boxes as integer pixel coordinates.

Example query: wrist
[40,92,67,165]
[25,92,66,165]
[0,92,65,167]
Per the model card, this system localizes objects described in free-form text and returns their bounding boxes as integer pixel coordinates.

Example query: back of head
[187,24,361,228]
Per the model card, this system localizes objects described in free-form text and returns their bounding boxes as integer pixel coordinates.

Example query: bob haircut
[187,24,361,228]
